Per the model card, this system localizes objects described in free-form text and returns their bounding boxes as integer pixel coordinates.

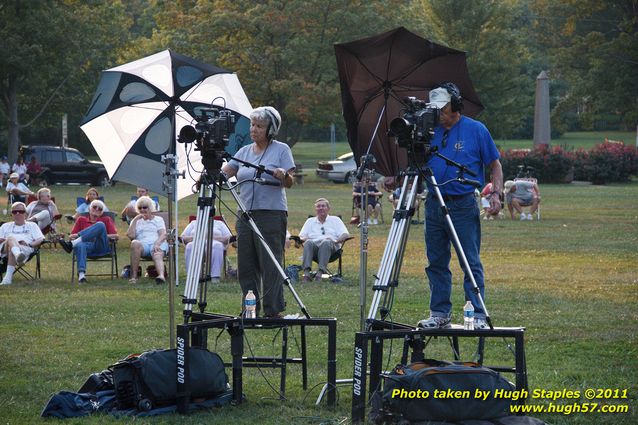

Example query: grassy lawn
[1,135,636,424]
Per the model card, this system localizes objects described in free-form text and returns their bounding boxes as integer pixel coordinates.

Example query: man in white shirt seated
[0,202,44,285]
[299,198,350,281]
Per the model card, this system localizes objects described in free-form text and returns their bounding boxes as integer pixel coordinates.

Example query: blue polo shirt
[426,116,499,196]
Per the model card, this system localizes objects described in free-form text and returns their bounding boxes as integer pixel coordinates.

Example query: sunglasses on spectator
[139,206,149,210]
[91,205,103,211]
[12,210,25,214]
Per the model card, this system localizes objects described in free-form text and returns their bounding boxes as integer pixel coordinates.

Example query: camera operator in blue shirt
[419,82,503,330]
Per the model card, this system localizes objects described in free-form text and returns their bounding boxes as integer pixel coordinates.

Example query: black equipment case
[112,347,227,411]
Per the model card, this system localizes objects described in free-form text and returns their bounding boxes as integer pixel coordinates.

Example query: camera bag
[377,359,516,423]
[112,347,227,411]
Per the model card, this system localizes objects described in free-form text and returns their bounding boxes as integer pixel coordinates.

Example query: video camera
[179,106,235,172]
[389,97,439,157]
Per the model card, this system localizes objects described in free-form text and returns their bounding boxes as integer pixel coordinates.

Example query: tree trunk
[6,75,20,163]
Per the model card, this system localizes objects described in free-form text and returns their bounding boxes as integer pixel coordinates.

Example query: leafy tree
[416,0,534,139]
[0,0,131,161]
[130,0,410,144]
[528,0,638,131]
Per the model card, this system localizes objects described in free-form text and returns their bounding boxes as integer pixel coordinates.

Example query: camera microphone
[255,178,280,186]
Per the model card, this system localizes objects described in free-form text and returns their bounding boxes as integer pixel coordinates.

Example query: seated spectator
[121,187,160,223]
[59,199,118,283]
[26,187,60,231]
[12,157,28,183]
[299,198,350,281]
[74,187,108,220]
[505,179,541,220]
[353,177,382,224]
[388,178,424,211]
[0,156,11,187]
[480,182,502,220]
[0,202,44,285]
[26,156,42,186]
[181,217,232,283]
[126,196,167,284]
[6,172,34,203]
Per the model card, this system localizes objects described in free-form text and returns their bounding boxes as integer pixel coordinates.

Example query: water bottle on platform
[463,301,475,330]
[244,290,256,319]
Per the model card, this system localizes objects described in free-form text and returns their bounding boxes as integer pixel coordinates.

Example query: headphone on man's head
[438,82,463,112]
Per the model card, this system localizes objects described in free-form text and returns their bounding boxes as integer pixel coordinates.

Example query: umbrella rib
[356,90,385,122]
[180,79,206,104]
[347,50,385,87]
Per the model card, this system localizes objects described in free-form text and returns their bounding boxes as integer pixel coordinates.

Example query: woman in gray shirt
[222,106,294,318]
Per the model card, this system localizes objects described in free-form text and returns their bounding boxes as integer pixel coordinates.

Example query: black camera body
[389,97,440,149]
[179,107,235,172]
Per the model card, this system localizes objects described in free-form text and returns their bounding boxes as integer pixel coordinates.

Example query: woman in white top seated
[126,196,168,284]
[181,218,232,283]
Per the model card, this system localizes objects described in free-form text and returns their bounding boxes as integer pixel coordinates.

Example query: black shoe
[78,277,88,284]
[59,239,73,254]
[155,276,166,284]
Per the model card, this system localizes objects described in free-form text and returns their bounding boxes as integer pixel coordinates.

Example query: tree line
[1,0,635,162]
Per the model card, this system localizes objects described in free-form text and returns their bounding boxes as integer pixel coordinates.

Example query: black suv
[20,145,113,186]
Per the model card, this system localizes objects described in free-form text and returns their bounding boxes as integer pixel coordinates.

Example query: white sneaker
[520,213,526,221]
[417,316,451,329]
[475,318,490,330]
[367,218,372,225]
[527,213,533,220]
[16,252,26,266]
[0,278,12,285]
[373,218,378,225]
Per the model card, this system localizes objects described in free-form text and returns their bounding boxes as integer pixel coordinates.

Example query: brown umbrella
[335,27,483,177]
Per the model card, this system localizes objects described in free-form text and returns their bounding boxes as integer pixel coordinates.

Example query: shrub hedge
[500,141,637,184]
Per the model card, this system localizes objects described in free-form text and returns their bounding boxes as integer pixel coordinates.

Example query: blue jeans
[73,222,111,273]
[424,193,485,319]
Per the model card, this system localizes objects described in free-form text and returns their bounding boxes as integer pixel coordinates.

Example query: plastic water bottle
[244,290,256,319]
[463,301,475,330]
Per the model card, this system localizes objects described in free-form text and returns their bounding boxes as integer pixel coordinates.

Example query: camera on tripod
[389,97,440,158]
[179,107,235,172]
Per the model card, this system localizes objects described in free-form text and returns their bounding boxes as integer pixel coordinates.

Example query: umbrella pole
[162,153,179,349]
[356,103,385,331]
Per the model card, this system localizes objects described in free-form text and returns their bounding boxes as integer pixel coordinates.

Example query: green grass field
[0,132,636,424]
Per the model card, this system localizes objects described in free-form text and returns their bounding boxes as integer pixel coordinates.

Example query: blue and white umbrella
[80,49,252,200]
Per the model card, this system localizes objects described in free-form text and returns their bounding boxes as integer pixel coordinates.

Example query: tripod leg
[367,175,419,326]
[182,181,215,318]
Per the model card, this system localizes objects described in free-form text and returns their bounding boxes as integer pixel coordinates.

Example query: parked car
[316,152,358,183]
[20,145,113,186]
[316,152,383,183]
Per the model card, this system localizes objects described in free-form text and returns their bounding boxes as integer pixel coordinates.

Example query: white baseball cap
[428,87,452,109]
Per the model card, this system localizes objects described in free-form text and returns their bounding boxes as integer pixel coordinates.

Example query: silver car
[315,152,357,183]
